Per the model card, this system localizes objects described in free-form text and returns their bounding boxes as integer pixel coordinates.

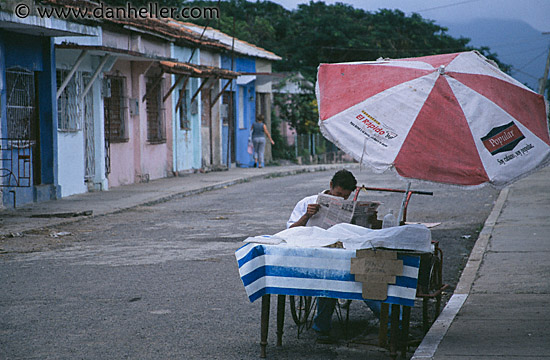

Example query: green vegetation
[184,0,509,79]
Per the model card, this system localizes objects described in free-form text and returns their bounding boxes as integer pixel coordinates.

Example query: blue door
[235,82,256,167]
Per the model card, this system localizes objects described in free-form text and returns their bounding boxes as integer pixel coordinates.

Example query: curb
[138,163,357,207]
[411,187,510,359]
[1,164,355,236]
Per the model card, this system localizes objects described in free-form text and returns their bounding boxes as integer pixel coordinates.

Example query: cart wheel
[289,295,314,326]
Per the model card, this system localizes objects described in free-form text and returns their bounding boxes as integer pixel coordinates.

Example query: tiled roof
[177,22,281,61]
[40,0,280,61]
[55,43,175,61]
[159,61,240,79]
[40,0,230,51]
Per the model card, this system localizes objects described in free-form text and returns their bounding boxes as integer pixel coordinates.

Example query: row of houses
[0,0,281,208]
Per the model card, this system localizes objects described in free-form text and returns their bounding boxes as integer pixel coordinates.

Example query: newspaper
[307,193,381,230]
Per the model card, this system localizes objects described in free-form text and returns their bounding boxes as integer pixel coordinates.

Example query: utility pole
[538,32,550,95]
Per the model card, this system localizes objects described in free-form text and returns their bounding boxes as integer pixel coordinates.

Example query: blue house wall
[0,30,59,207]
[171,45,202,172]
[233,57,256,167]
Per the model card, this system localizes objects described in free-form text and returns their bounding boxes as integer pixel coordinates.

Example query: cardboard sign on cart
[350,249,403,300]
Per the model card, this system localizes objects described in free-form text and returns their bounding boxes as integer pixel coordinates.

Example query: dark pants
[312,298,384,333]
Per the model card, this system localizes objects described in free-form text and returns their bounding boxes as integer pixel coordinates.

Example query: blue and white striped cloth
[236,243,420,306]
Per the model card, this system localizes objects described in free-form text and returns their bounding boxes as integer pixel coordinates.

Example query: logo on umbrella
[356,111,397,139]
[481,121,525,156]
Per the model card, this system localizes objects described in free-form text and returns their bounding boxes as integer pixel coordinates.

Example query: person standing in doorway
[251,114,274,168]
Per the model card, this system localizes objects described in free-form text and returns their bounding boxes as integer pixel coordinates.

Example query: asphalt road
[0,169,499,359]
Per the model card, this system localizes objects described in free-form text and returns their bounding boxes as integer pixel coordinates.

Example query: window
[6,67,36,140]
[4,67,37,188]
[178,88,190,130]
[57,70,86,132]
[104,75,128,142]
[145,76,166,143]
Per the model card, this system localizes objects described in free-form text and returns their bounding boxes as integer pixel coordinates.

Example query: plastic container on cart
[382,209,397,228]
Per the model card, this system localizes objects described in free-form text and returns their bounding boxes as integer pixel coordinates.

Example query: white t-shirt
[286,190,329,228]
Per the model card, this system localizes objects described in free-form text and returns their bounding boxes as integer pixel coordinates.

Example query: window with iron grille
[146,76,166,143]
[104,75,128,142]
[178,88,190,130]
[6,67,36,140]
[3,67,36,188]
[57,70,85,132]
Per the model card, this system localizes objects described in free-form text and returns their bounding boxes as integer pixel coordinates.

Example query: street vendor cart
[236,185,446,359]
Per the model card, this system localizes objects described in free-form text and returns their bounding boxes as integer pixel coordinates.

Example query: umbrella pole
[398,182,411,225]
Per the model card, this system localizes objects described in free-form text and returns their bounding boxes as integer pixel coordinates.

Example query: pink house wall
[107,60,173,188]
[282,121,296,146]
[107,61,134,187]
[104,31,173,188]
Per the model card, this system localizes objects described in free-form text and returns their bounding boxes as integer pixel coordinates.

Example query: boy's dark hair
[331,169,357,191]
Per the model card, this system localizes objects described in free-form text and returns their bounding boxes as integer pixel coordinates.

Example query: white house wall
[58,131,86,196]
[141,36,170,58]
[255,59,272,93]
[55,51,92,197]
[55,30,105,197]
[90,56,108,191]
[54,27,103,47]
[101,29,171,58]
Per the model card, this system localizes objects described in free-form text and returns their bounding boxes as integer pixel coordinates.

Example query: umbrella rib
[360,138,368,170]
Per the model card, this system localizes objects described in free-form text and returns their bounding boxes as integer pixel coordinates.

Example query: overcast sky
[272,0,550,32]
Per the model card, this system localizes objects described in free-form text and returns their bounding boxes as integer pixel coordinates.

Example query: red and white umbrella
[316,51,550,188]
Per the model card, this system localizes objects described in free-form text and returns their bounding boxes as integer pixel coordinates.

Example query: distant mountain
[443,18,548,92]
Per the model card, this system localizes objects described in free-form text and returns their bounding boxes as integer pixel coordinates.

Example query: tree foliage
[273,92,318,134]
[179,0,507,80]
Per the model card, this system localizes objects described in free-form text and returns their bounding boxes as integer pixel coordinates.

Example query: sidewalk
[0,163,354,237]
[413,165,550,359]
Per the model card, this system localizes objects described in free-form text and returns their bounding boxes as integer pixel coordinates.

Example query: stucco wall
[1,32,60,206]
[58,131,86,196]
[140,65,172,180]
[199,50,225,167]
[106,61,134,187]
[102,31,173,187]
[102,29,170,58]
[108,61,172,186]
[171,45,201,172]
[56,50,93,197]
[255,59,272,93]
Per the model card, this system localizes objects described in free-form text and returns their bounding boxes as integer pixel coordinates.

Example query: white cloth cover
[244,223,431,253]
